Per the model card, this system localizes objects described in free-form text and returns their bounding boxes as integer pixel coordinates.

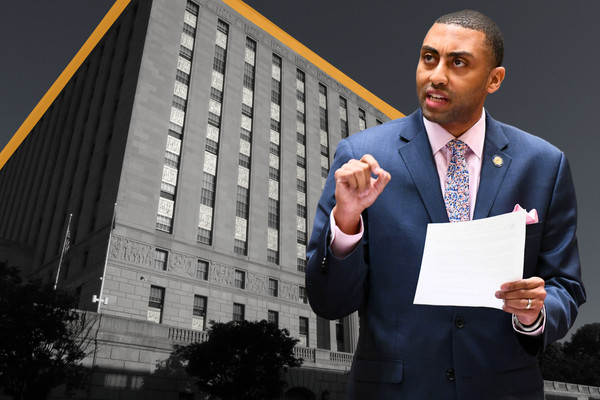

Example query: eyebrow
[421,45,474,58]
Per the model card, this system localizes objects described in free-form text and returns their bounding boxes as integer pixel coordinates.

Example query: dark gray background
[0,1,597,335]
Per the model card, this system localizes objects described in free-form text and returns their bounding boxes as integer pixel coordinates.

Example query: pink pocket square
[513,204,539,224]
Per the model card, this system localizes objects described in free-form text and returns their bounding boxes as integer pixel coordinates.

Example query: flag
[54,213,73,290]
[62,224,71,254]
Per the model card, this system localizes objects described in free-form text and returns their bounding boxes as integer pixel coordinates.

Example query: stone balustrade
[78,312,599,399]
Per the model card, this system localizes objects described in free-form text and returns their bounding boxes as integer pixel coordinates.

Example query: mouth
[428,94,447,103]
[426,89,448,102]
[424,89,449,107]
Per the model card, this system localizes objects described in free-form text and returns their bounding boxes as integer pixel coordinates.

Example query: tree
[561,323,600,386]
[539,323,600,386]
[174,320,303,400]
[538,341,571,383]
[0,264,93,400]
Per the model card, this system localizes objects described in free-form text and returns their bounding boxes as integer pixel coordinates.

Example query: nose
[429,63,448,86]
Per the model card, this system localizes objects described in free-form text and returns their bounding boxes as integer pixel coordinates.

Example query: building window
[192,295,207,331]
[299,286,307,304]
[233,303,245,321]
[297,257,307,273]
[196,260,209,280]
[213,45,227,73]
[217,19,229,34]
[233,37,256,256]
[267,249,279,265]
[156,4,200,234]
[235,270,246,289]
[296,69,308,274]
[200,173,216,207]
[297,230,307,245]
[269,279,278,297]
[243,64,255,89]
[268,198,279,229]
[336,319,345,352]
[299,317,309,346]
[296,179,306,192]
[268,310,279,327]
[238,153,250,168]
[240,128,251,142]
[319,83,330,190]
[234,239,247,255]
[148,286,165,324]
[198,20,229,246]
[197,228,211,245]
[205,138,219,154]
[339,96,349,138]
[154,249,168,271]
[266,54,283,266]
[236,186,249,219]
[297,203,307,218]
[359,108,367,131]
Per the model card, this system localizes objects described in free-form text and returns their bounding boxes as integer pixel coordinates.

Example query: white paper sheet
[413,210,526,309]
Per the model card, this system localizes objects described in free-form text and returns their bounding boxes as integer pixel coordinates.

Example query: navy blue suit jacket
[306,110,586,399]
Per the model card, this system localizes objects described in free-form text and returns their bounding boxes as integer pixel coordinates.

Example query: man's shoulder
[344,110,422,147]
[490,116,564,157]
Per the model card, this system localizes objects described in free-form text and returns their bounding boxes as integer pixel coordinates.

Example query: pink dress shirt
[329,109,545,335]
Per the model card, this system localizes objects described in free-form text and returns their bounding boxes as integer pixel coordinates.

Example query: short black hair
[435,10,504,68]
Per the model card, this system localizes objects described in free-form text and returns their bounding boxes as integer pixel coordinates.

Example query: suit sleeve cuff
[329,210,364,258]
[512,305,546,336]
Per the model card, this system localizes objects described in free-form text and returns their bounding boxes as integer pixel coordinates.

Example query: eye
[422,53,436,63]
[453,58,466,67]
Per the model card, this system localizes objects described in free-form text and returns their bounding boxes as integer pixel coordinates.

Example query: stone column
[344,311,359,353]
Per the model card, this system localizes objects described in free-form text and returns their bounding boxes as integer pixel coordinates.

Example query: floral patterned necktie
[444,139,470,222]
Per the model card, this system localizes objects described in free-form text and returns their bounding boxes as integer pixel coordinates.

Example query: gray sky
[0,0,597,335]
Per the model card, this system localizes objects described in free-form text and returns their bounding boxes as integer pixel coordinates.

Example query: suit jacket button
[446,368,455,381]
[455,317,465,329]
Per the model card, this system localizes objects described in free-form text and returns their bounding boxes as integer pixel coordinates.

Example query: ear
[487,66,505,94]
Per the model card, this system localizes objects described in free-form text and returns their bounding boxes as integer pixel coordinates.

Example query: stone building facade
[0,0,396,398]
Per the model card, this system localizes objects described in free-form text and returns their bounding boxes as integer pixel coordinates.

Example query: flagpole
[54,213,72,290]
[94,203,116,312]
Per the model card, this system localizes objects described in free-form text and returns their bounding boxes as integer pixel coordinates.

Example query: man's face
[416,23,504,136]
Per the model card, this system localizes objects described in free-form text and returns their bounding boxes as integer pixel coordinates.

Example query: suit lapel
[397,112,449,223]
[473,114,512,220]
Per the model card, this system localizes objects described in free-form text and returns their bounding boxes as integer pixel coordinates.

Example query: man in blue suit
[306,10,585,399]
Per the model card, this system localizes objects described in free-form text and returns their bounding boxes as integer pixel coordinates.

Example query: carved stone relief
[279,280,298,302]
[109,236,153,267]
[210,262,235,286]
[168,252,195,276]
[246,272,267,295]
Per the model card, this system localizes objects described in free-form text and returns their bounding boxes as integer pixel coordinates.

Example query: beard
[417,86,485,133]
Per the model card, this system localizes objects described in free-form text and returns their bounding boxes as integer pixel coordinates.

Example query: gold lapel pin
[492,155,504,167]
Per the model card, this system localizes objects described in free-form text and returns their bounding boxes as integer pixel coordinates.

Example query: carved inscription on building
[270,40,288,58]
[110,232,304,303]
[110,236,153,267]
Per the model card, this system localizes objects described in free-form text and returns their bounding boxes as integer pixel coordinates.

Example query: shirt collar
[423,108,486,159]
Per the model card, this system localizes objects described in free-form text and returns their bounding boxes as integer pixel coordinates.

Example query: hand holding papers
[413,210,527,309]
